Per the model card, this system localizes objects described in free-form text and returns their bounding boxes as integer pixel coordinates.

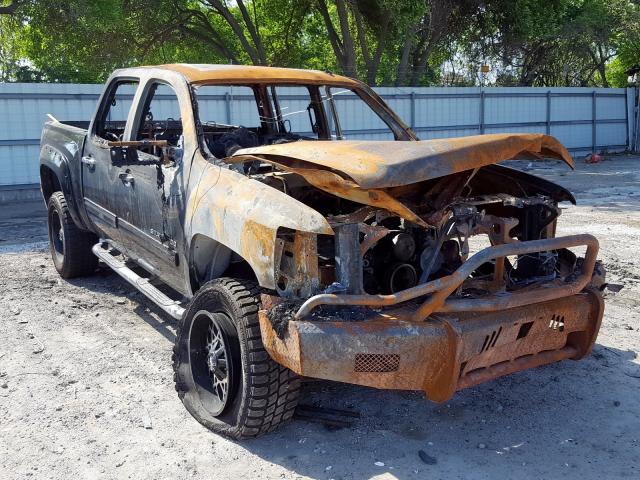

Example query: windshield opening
[193,83,411,159]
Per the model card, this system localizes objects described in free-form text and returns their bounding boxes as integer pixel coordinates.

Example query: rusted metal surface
[457,346,577,390]
[155,63,360,87]
[229,132,575,231]
[258,289,604,402]
[228,154,430,228]
[185,158,332,289]
[413,234,598,319]
[295,234,599,319]
[274,231,321,297]
[236,133,574,189]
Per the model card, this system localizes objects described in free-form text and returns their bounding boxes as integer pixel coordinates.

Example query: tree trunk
[396,25,417,86]
[316,0,357,78]
[204,0,262,65]
[236,0,267,65]
[335,0,357,77]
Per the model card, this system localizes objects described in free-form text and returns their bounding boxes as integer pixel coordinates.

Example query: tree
[458,0,640,87]
[394,1,483,86]
[0,0,638,86]
[0,0,21,14]
[170,0,313,67]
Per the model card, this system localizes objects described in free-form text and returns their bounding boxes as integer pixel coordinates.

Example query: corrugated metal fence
[0,83,636,190]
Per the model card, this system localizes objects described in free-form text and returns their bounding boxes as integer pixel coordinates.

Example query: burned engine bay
[239,160,580,300]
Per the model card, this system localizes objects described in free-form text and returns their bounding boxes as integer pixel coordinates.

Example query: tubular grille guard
[354,353,400,373]
[295,234,599,321]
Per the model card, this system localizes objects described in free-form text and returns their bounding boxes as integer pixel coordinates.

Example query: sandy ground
[1,156,639,480]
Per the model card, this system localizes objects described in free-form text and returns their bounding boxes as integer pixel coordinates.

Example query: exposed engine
[254,166,570,299]
[332,193,562,296]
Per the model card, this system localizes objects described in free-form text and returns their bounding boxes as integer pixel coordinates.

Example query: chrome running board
[92,243,185,320]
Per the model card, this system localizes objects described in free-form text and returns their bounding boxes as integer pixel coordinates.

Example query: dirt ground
[1,156,639,480]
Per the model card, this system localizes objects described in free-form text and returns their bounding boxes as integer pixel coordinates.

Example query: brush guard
[258,234,604,402]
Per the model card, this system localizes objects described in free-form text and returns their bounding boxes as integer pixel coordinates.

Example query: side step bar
[92,243,185,320]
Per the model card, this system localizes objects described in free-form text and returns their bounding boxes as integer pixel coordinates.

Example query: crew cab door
[114,81,186,290]
[81,78,140,242]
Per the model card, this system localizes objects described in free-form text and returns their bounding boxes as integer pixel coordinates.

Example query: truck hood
[235,133,573,189]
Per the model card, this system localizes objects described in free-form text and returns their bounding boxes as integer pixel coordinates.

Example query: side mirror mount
[161,145,183,165]
[162,135,184,165]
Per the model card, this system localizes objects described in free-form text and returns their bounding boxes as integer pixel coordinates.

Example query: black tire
[47,191,98,279]
[173,278,300,439]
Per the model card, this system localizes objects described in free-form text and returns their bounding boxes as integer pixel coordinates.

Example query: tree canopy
[0,0,638,86]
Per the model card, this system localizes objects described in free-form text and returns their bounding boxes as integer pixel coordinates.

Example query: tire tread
[47,191,97,278]
[173,278,300,439]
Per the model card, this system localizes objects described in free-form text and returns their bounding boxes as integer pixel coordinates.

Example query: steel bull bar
[258,234,604,402]
[296,234,599,320]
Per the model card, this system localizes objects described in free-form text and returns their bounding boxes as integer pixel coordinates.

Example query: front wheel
[173,278,300,438]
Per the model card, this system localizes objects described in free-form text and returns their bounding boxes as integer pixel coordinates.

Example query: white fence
[0,83,636,189]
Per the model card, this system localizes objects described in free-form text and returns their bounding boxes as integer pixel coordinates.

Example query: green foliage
[0,0,638,86]
[0,14,25,81]
[462,0,640,87]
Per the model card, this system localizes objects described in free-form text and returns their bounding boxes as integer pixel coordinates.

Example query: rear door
[81,78,139,241]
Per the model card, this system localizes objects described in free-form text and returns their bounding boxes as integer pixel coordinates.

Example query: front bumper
[259,290,603,402]
[258,234,605,402]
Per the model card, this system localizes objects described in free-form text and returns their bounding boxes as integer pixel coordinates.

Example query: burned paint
[186,162,332,289]
[229,154,430,227]
[155,63,360,87]
[235,133,574,189]
[258,289,604,402]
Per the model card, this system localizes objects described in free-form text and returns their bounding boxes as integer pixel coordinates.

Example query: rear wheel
[173,278,300,438]
[47,192,98,278]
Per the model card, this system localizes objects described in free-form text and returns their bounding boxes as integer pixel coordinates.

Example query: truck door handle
[81,156,96,171]
[118,172,135,186]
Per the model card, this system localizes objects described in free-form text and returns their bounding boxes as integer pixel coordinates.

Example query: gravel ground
[1,156,639,480]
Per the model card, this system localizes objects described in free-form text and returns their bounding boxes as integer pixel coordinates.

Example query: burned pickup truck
[40,64,604,438]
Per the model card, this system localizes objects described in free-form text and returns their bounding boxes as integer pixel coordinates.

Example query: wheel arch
[40,164,62,202]
[186,166,333,292]
[188,233,258,294]
[39,142,89,230]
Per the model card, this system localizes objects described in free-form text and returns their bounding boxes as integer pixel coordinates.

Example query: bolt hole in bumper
[258,234,604,402]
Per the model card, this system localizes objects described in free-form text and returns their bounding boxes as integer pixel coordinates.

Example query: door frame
[81,76,141,240]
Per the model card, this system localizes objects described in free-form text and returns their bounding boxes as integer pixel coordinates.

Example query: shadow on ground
[5,156,639,479]
[65,268,640,479]
[230,343,638,479]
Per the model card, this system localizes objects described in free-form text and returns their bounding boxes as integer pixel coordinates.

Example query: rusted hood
[235,133,573,189]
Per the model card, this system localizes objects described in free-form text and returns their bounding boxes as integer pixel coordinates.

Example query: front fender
[187,162,332,289]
